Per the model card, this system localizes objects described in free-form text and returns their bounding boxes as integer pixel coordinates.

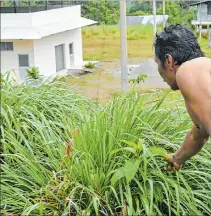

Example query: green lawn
[82,25,210,61]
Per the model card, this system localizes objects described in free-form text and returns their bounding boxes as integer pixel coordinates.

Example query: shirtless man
[153,24,211,170]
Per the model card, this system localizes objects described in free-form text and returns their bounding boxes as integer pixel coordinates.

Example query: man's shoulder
[176,57,210,82]
[178,57,210,72]
[176,57,211,100]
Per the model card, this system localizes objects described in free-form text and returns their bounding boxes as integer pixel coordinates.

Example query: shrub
[129,74,148,84]
[84,62,96,69]
[27,66,40,79]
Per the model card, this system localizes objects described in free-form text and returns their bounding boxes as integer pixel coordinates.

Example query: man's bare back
[154,24,211,170]
[177,57,211,136]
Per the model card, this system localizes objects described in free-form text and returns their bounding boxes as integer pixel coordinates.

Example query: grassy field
[1,78,210,215]
[82,25,156,61]
[82,25,211,61]
[1,25,211,215]
[61,25,211,101]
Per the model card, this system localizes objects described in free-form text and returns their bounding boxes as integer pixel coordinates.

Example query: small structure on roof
[1,4,97,83]
[118,15,168,26]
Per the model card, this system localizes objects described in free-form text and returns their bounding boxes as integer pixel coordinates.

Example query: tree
[129,1,152,14]
[157,0,196,28]
[81,0,119,25]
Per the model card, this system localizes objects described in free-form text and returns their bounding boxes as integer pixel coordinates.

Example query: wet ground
[105,58,169,89]
[64,58,170,101]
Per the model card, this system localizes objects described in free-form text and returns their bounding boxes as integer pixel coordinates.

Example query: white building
[1,5,97,82]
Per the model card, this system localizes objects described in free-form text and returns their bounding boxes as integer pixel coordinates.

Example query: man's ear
[165,54,176,67]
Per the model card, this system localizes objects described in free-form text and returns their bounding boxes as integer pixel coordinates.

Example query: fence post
[29,0,31,12]
[14,1,16,13]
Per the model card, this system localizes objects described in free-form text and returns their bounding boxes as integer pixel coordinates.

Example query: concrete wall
[1,40,34,80]
[121,15,169,26]
[1,5,87,81]
[1,27,82,80]
[33,28,83,76]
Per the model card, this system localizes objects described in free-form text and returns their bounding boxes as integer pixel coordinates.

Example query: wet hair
[154,24,204,66]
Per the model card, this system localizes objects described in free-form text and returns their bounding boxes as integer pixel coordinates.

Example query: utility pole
[28,0,31,13]
[120,0,128,92]
[163,0,165,28]
[153,0,157,36]
[13,0,17,13]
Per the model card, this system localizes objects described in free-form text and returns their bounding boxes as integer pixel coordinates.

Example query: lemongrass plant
[1,76,210,215]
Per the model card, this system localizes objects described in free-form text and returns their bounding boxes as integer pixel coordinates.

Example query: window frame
[18,54,29,67]
[207,2,211,15]
[0,42,14,51]
[69,43,74,55]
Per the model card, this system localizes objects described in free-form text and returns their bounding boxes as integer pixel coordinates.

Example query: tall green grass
[82,24,160,40]
[1,78,211,215]
[82,25,210,59]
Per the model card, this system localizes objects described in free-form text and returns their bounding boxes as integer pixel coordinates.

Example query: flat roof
[189,0,211,6]
[1,17,97,40]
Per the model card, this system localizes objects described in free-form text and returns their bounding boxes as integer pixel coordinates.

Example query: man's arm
[165,62,210,169]
[173,125,209,165]
[165,125,209,170]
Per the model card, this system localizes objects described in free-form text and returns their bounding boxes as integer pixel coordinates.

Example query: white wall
[33,28,83,76]
[1,28,83,80]
[1,40,34,80]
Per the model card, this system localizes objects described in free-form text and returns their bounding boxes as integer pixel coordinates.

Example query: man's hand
[164,126,208,172]
[164,154,182,171]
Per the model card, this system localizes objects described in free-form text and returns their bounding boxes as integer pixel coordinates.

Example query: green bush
[27,66,40,79]
[1,78,211,215]
[84,62,96,69]
[202,31,209,39]
[129,74,148,84]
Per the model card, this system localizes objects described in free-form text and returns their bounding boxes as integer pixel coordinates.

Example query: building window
[207,2,211,15]
[18,55,29,67]
[0,42,14,51]
[69,43,73,55]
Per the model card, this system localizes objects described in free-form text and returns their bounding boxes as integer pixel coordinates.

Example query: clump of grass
[84,62,96,69]
[27,66,41,80]
[1,77,211,215]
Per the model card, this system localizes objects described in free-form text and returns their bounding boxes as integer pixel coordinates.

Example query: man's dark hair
[154,24,204,66]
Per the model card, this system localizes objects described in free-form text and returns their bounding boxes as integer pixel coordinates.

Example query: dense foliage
[1,77,211,215]
[156,0,197,28]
